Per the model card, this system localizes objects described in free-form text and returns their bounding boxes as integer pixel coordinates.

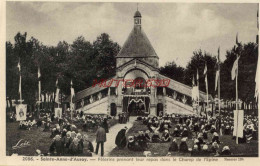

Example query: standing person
[95,124,106,156]
[102,118,109,133]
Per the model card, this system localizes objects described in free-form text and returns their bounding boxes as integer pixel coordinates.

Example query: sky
[6,2,258,67]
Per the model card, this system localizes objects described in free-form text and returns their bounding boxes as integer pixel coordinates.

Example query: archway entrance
[123,96,150,116]
[110,103,117,116]
[157,103,163,116]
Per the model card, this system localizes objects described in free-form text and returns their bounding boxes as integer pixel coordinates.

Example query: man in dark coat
[95,124,106,156]
[102,118,109,133]
[115,127,128,149]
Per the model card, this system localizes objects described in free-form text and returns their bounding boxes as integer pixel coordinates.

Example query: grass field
[6,118,118,156]
[109,120,258,157]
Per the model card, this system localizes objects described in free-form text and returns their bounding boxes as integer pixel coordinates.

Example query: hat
[202,144,208,150]
[222,146,230,151]
[36,149,41,155]
[212,142,219,148]
[213,132,219,137]
[181,137,187,142]
[164,129,169,133]
[128,136,134,143]
[194,139,199,144]
[193,144,198,150]
[172,138,176,142]
[55,135,61,140]
[124,126,128,130]
[73,138,79,143]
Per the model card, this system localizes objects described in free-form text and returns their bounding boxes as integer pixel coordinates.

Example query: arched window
[110,103,117,116]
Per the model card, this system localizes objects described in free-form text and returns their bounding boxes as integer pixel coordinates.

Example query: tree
[184,49,217,97]
[221,42,258,102]
[159,61,185,83]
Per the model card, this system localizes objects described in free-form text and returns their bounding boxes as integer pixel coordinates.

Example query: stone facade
[72,10,211,116]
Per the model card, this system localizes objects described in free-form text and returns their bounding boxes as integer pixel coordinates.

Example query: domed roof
[134,10,142,18]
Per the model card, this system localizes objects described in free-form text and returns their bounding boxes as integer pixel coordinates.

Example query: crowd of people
[7,107,258,157]
[114,111,258,156]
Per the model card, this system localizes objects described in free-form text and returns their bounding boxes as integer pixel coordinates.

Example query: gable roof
[116,25,158,58]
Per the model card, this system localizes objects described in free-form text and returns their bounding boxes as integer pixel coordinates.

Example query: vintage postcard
[1,0,260,165]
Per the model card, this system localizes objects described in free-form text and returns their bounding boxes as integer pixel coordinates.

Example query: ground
[6,118,118,156]
[109,120,259,157]
[6,117,258,157]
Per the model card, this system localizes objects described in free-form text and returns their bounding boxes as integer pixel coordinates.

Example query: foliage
[6,32,120,106]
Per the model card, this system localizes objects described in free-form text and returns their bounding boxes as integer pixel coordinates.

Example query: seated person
[145,130,151,142]
[200,144,210,156]
[151,131,161,143]
[172,128,180,137]
[181,128,189,138]
[161,130,171,142]
[83,135,94,156]
[62,131,72,155]
[202,129,208,139]
[168,139,178,152]
[115,127,128,149]
[224,125,231,135]
[36,120,42,128]
[127,136,143,151]
[49,135,63,156]
[69,138,83,156]
[220,146,231,156]
[179,138,189,153]
[211,132,220,144]
[211,141,219,155]
[136,131,147,150]
[193,139,201,151]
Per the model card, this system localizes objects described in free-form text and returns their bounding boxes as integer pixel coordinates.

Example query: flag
[17,59,21,72]
[38,66,41,101]
[56,79,58,87]
[204,63,208,105]
[17,59,22,100]
[55,88,60,103]
[215,70,219,91]
[217,47,220,63]
[41,94,44,102]
[255,50,259,102]
[231,56,240,80]
[257,8,259,30]
[236,33,239,45]
[233,110,244,138]
[215,47,220,91]
[192,75,195,86]
[196,69,199,86]
[108,87,111,96]
[192,86,199,101]
[71,80,75,103]
[38,66,41,78]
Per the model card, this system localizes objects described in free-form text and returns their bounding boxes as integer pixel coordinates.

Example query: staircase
[165,96,195,115]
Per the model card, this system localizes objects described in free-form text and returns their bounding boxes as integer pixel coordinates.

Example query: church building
[71,10,211,116]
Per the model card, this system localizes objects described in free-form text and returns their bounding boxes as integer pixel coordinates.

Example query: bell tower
[134,10,142,26]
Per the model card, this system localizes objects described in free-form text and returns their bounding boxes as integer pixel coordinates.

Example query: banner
[55,108,62,118]
[16,104,27,121]
[233,110,244,138]
[70,103,75,111]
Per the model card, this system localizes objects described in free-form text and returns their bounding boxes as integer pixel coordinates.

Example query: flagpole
[71,80,73,120]
[218,54,221,117]
[19,72,22,103]
[197,69,200,113]
[236,54,239,144]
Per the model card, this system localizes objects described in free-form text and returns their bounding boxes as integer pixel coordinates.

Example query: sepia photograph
[4,1,259,159]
